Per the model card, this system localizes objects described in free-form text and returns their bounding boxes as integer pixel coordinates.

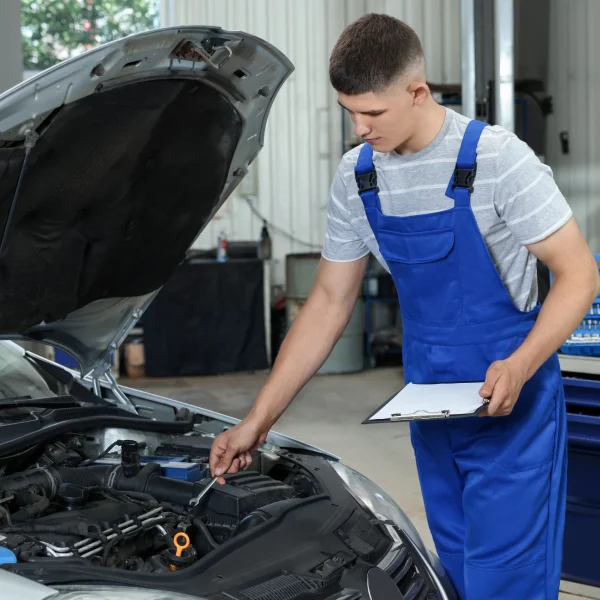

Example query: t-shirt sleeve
[321,164,370,262]
[494,134,572,245]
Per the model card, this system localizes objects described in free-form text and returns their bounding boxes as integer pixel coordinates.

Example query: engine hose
[87,486,160,508]
[59,464,202,505]
[57,465,120,490]
[0,468,57,496]
[21,556,91,566]
[1,524,104,539]
[11,493,49,523]
[192,518,219,550]
[132,473,201,506]
[0,505,13,527]
[119,491,161,506]
[0,463,203,506]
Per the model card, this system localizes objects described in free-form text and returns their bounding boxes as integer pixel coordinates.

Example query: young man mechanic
[210,14,599,599]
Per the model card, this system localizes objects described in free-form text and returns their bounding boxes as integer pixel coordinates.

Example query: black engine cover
[201,472,295,537]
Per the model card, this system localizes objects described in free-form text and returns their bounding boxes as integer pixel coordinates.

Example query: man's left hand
[479,358,529,417]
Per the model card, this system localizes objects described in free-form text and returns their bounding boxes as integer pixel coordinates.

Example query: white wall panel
[547,0,600,253]
[160,0,461,283]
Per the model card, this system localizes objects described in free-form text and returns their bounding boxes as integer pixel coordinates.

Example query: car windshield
[0,342,56,400]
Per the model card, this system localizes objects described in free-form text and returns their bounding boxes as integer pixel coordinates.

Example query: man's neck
[394,101,447,156]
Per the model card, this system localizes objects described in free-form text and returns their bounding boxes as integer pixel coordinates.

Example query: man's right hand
[209,419,268,485]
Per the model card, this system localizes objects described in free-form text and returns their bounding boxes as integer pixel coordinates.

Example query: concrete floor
[122,367,598,600]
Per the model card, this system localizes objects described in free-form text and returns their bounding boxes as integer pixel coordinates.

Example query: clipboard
[363,381,489,424]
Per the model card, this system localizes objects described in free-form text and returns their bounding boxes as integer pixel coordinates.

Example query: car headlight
[330,461,427,555]
[53,587,204,600]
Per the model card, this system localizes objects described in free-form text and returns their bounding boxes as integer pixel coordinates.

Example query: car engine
[0,432,302,572]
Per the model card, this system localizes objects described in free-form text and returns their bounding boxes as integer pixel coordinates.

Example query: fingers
[239,452,253,471]
[236,454,247,471]
[210,433,240,480]
[215,444,239,477]
[209,421,264,483]
[213,452,253,484]
[229,457,241,473]
[479,386,517,417]
[479,362,503,400]
[210,440,254,486]
[486,379,513,417]
[227,452,253,473]
[486,392,507,416]
[479,361,512,418]
[209,434,228,482]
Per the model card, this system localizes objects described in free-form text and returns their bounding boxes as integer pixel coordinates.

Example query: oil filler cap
[57,483,89,510]
[0,547,17,565]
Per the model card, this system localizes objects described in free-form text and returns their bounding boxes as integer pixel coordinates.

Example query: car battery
[92,455,209,482]
[155,436,214,459]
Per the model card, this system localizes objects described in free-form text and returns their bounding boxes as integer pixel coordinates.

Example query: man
[209,14,599,600]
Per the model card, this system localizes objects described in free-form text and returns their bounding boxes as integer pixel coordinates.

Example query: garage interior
[1,0,599,598]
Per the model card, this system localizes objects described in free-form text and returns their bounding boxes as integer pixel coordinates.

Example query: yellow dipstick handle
[174,532,190,558]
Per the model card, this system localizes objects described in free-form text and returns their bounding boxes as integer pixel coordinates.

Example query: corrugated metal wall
[160,0,460,283]
[547,0,600,253]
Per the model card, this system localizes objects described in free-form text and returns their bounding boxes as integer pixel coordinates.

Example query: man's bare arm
[481,217,599,415]
[210,255,368,479]
[513,217,599,377]
[247,255,368,430]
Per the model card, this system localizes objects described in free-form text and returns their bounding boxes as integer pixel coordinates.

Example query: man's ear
[409,81,430,106]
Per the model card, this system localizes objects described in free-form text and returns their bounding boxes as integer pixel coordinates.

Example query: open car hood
[0,26,293,376]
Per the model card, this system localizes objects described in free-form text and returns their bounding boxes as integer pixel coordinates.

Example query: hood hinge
[90,370,137,413]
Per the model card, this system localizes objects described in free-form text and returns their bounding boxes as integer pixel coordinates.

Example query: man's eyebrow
[337,100,387,115]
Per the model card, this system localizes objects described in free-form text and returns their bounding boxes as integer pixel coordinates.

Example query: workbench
[141,258,271,377]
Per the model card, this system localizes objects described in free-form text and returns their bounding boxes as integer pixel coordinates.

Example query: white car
[0,26,456,600]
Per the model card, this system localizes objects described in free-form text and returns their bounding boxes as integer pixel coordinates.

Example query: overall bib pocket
[378,228,462,325]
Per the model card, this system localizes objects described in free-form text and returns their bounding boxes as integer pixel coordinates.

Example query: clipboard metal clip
[390,409,450,422]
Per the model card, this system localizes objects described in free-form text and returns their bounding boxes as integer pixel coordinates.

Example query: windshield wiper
[0,396,80,410]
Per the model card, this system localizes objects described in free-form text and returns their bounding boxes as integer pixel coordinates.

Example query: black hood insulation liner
[0,79,242,332]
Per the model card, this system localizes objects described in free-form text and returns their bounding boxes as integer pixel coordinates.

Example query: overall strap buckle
[355,169,379,193]
[452,162,478,194]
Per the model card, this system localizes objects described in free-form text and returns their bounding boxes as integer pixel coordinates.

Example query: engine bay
[0,349,409,598]
[0,430,314,573]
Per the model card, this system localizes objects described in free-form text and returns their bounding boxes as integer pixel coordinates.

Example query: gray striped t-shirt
[322,107,572,311]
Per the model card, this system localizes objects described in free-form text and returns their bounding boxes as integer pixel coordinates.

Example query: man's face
[337,79,419,153]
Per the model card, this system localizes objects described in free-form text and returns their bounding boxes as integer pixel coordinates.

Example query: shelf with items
[559,354,600,377]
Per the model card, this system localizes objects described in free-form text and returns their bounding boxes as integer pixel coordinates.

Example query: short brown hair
[329,14,425,95]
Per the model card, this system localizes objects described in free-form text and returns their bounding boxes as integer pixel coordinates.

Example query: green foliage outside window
[22,0,159,71]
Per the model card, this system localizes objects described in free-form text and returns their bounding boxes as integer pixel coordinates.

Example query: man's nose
[353,118,371,138]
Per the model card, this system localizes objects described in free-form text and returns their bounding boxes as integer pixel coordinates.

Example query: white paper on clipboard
[364,382,488,423]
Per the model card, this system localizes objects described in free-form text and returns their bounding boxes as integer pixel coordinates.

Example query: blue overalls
[355,120,567,599]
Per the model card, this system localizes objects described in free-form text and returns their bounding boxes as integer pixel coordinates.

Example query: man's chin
[368,141,394,153]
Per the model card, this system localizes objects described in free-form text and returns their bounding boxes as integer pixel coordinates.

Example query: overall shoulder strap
[446,119,488,207]
[354,143,381,210]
